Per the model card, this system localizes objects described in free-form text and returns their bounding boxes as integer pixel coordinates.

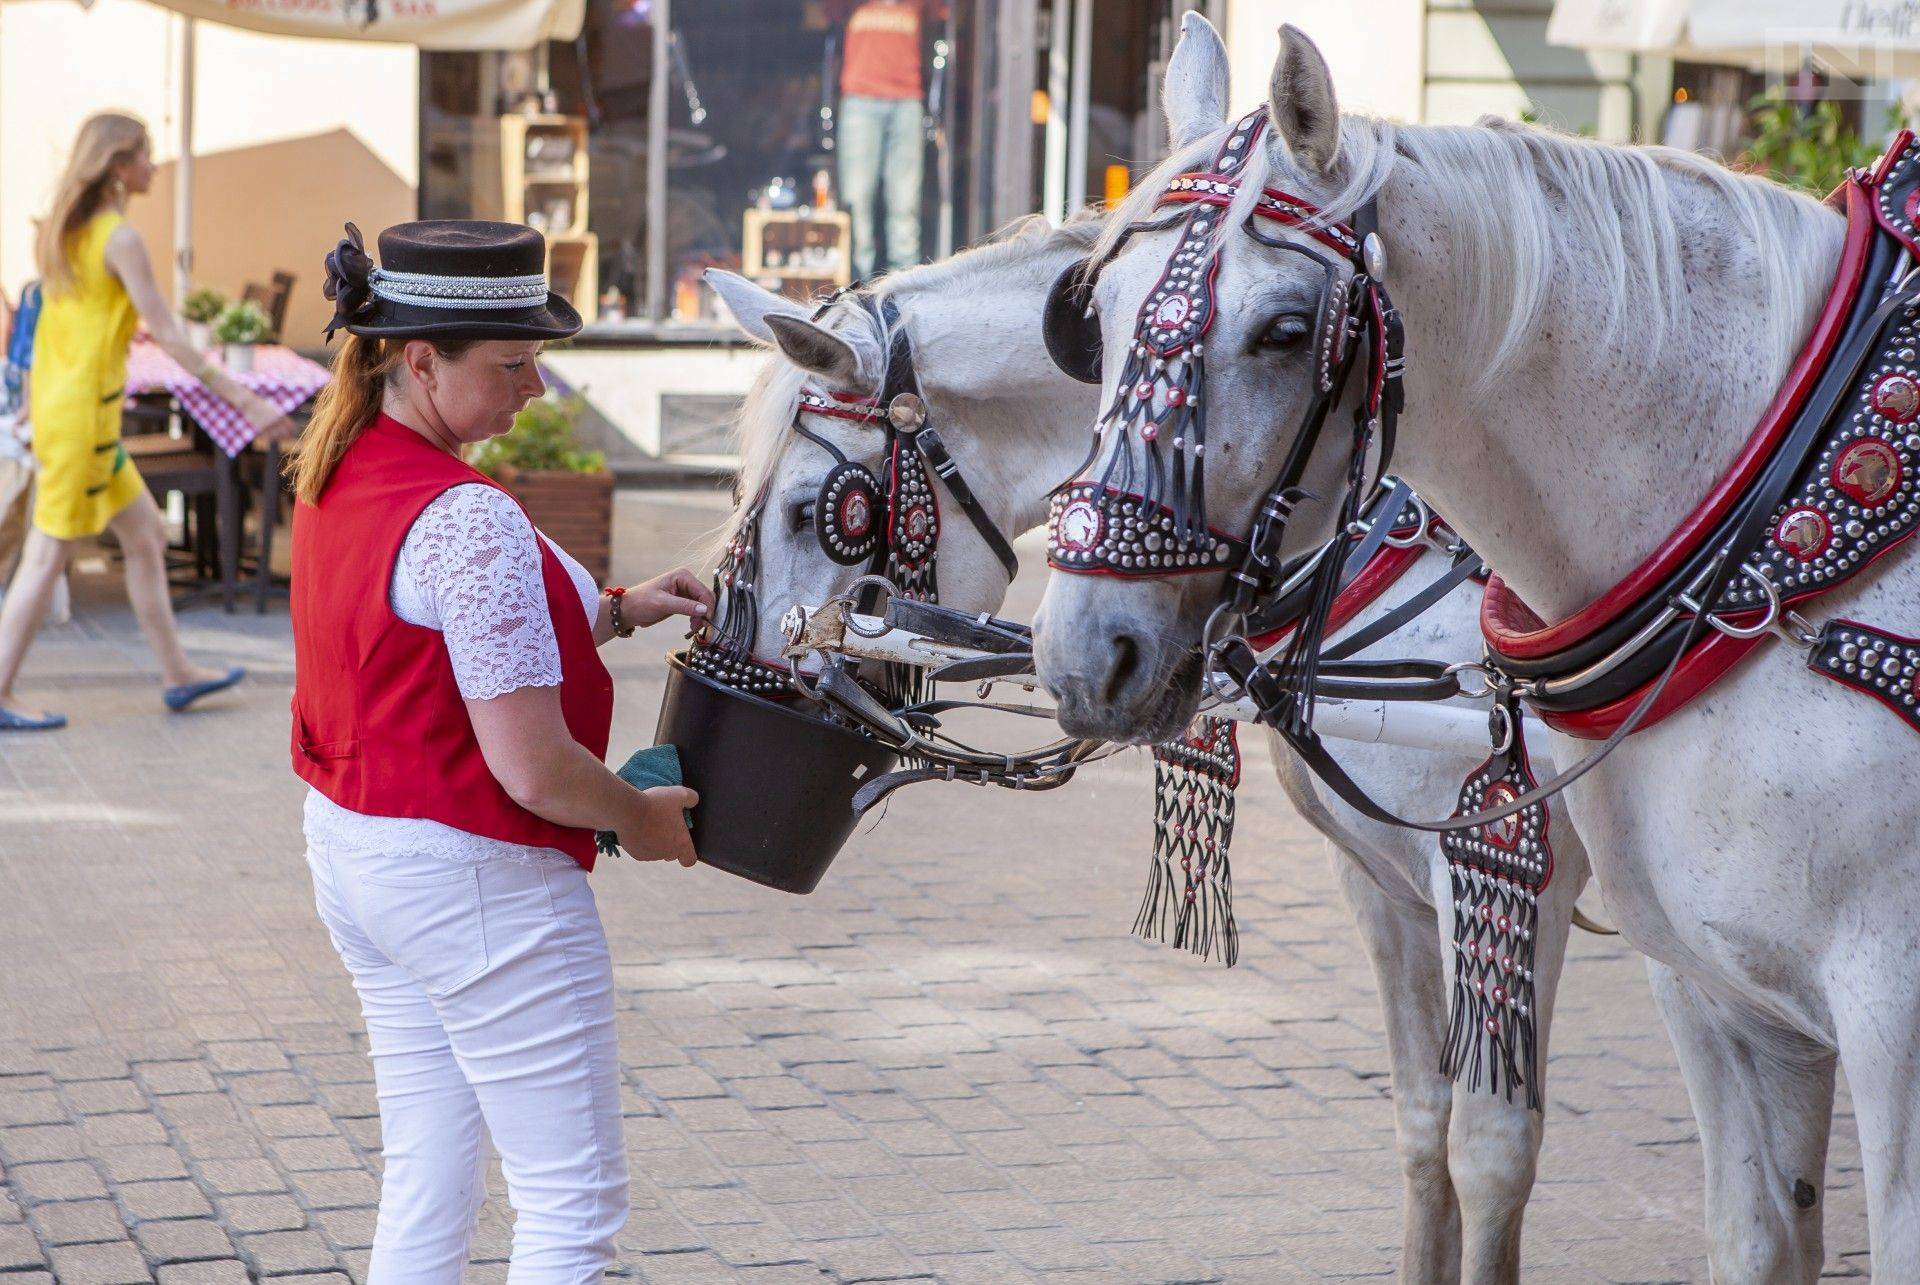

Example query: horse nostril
[1104,632,1141,705]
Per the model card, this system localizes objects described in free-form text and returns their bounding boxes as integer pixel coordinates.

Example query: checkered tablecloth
[124,340,329,457]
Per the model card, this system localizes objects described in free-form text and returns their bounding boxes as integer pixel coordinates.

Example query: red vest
[290,414,613,869]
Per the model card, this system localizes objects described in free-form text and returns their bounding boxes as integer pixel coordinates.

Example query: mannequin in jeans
[831,0,948,277]
[290,220,707,1283]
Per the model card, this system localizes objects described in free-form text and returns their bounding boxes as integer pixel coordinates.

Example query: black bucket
[654,651,900,894]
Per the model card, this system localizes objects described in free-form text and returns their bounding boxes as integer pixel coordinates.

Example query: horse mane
[715,211,1107,558]
[1097,109,1839,395]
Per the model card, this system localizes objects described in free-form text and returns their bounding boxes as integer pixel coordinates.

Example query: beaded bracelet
[605,585,635,638]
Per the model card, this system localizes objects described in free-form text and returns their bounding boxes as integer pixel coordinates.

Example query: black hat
[322,220,582,342]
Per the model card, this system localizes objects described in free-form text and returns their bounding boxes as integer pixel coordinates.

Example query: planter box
[495,464,615,585]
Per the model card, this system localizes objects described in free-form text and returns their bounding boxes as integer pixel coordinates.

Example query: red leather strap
[1482,181,1874,659]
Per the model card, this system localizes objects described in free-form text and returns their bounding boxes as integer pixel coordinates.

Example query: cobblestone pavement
[0,490,1869,1282]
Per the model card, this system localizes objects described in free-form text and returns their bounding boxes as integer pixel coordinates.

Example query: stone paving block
[206,1042,290,1074]
[10,1159,108,1202]
[238,1228,338,1275]
[97,1146,189,1184]
[156,1264,250,1285]
[28,1198,127,1246]
[45,1240,152,1284]
[287,1167,378,1210]
[62,1082,147,1117]
[219,1194,308,1233]
[192,1160,286,1198]
[118,1179,213,1221]
[133,1218,237,1263]
[78,1114,168,1150]
[0,1092,66,1128]
[313,1207,377,1250]
[269,1137,361,1172]
[0,1220,48,1269]
[0,1124,87,1164]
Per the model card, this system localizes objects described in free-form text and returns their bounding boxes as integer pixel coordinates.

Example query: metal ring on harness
[1673,562,1782,641]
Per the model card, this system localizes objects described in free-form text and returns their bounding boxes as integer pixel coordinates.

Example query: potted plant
[469,393,614,583]
[212,299,272,373]
[182,287,225,349]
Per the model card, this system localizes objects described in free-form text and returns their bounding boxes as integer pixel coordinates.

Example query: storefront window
[421,0,977,332]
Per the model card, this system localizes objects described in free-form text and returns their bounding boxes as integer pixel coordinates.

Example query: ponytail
[287,334,481,504]
[287,336,405,505]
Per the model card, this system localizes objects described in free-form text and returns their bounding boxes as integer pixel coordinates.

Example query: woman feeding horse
[288,219,709,1279]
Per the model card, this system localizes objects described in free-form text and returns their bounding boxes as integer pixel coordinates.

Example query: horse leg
[1646,960,1833,1283]
[1329,847,1462,1284]
[1832,966,1920,1277]
[1444,836,1581,1285]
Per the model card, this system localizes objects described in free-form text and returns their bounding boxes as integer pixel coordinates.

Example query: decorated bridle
[692,291,1020,704]
[1043,106,1406,741]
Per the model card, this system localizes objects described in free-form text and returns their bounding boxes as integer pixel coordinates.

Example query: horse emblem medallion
[1834,437,1903,507]
[1775,507,1833,562]
[839,490,873,540]
[1871,373,1920,424]
[1056,499,1104,554]
[1481,783,1523,850]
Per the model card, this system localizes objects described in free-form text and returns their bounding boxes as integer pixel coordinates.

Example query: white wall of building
[0,0,417,339]
[1225,0,1427,122]
[1223,0,1645,140]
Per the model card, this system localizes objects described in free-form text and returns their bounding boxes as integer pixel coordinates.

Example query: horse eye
[1260,313,1312,350]
[789,500,816,531]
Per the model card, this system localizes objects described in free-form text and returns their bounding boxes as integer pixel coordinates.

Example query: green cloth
[596,744,691,859]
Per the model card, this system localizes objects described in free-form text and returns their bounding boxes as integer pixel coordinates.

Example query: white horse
[706,213,1590,1282]
[1034,17,1906,1279]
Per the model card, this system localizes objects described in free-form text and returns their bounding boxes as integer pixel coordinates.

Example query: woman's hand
[616,785,701,866]
[619,568,715,628]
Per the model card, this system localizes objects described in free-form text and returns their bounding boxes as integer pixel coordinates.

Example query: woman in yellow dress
[0,112,295,730]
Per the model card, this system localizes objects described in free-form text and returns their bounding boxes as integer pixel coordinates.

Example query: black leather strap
[1321,549,1484,663]
[913,423,1021,581]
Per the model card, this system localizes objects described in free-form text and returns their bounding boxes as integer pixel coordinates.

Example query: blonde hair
[287,334,478,504]
[36,112,149,295]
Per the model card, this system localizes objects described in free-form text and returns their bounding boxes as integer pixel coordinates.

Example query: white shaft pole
[173,17,195,303]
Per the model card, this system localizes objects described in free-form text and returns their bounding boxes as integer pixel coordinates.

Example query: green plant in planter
[469,393,606,476]
[212,299,273,345]
[182,287,226,324]
[1740,90,1901,195]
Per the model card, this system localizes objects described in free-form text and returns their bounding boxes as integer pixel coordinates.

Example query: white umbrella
[1549,0,1920,79]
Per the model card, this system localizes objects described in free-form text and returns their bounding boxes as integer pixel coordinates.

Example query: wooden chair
[124,398,221,585]
[240,272,296,343]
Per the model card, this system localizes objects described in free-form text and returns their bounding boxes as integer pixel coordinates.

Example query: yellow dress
[27,211,145,539]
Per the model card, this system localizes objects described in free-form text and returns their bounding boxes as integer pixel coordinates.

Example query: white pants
[305,841,628,1283]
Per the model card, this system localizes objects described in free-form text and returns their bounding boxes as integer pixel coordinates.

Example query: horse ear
[764,314,863,384]
[1162,11,1230,151]
[705,269,806,344]
[1268,24,1341,176]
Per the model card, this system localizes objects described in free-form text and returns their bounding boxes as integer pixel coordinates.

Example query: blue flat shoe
[164,666,245,713]
[0,707,66,731]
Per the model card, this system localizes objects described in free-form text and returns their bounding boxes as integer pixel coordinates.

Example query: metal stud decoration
[1439,702,1553,1109]
[1712,311,1920,613]
[687,492,797,697]
[1047,482,1244,576]
[1136,716,1243,964]
[1809,620,1920,732]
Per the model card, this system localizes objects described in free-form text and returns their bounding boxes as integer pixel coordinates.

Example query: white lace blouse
[303,483,601,868]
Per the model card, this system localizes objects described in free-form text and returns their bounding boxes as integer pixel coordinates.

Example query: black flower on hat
[322,223,377,341]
